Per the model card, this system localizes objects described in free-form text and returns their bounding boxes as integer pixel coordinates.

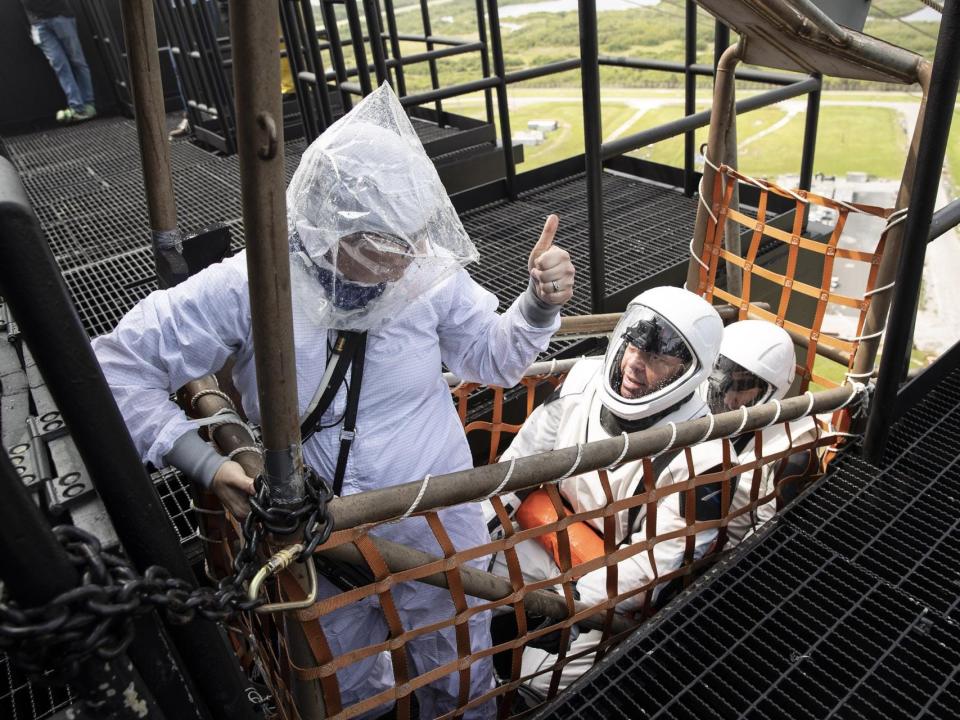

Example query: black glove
[525,614,581,655]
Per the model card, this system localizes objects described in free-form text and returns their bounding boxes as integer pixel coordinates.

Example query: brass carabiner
[247,544,319,613]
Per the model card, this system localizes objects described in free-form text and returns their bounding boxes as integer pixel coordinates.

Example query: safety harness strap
[333,332,367,496]
[300,330,363,445]
[624,448,683,544]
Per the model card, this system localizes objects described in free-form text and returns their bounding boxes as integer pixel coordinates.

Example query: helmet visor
[706,355,772,414]
[606,306,697,402]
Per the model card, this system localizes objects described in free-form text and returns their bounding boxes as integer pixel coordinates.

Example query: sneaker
[55,108,73,123]
[74,104,97,121]
[169,116,191,140]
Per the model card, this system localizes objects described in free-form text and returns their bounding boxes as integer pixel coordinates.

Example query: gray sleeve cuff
[518,277,562,328]
[163,431,228,488]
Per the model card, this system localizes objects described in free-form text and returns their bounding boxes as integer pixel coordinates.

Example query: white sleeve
[577,505,716,613]
[437,269,559,388]
[498,394,568,461]
[91,258,251,469]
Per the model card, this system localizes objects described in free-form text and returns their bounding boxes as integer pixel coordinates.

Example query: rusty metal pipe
[851,62,933,381]
[118,0,184,285]
[329,384,859,531]
[321,536,632,634]
[686,42,744,293]
[228,0,303,507]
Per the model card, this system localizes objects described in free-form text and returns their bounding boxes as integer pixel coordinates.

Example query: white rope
[729,406,750,437]
[655,422,678,456]
[804,391,816,417]
[227,445,262,460]
[699,413,716,443]
[844,369,875,380]
[606,432,631,470]
[835,328,885,343]
[766,399,783,427]
[835,199,867,215]
[399,475,431,520]
[838,380,865,410]
[864,280,895,297]
[484,459,516,501]
[555,443,584,481]
[697,177,719,225]
[206,407,249,433]
[689,236,710,270]
[190,388,234,412]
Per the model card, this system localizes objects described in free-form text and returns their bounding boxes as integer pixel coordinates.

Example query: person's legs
[33,20,83,111]
[50,16,95,109]
[395,582,497,720]
[522,628,605,695]
[316,579,395,718]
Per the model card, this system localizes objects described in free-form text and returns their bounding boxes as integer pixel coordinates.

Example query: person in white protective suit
[483,286,731,695]
[92,84,576,719]
[705,320,821,547]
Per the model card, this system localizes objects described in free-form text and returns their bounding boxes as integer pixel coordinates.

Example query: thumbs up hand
[528,214,575,306]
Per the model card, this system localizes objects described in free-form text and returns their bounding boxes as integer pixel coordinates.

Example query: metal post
[419,0,445,120]
[474,0,495,125]
[228,0,303,506]
[362,0,389,86]
[0,453,167,720]
[345,0,373,95]
[118,0,186,288]
[850,62,931,381]
[684,1,697,197]
[485,0,517,198]
[0,159,259,720]
[798,73,821,193]
[579,0,606,313]
[381,0,407,95]
[714,18,729,70]
[321,0,353,111]
[863,0,960,464]
[685,42,743,293]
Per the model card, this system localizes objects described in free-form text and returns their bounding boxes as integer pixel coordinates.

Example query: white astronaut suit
[93,85,569,719]
[706,320,821,547]
[484,287,732,694]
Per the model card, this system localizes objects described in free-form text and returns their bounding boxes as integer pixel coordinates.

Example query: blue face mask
[313,265,387,311]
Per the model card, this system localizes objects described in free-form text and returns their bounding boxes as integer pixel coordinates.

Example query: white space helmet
[600,287,723,422]
[706,320,796,414]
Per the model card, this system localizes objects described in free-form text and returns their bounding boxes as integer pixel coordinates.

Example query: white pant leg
[489,525,561,592]
[316,577,394,719]
[522,629,604,695]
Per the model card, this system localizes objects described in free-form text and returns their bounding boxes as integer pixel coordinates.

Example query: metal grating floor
[4,116,697,338]
[537,522,960,720]
[537,366,960,720]
[0,656,74,720]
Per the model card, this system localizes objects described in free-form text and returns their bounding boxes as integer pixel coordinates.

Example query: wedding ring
[551,280,560,293]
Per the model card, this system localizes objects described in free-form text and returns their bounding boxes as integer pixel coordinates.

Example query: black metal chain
[0,467,334,678]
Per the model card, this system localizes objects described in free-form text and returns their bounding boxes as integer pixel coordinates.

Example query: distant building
[527,119,558,132]
[514,130,545,146]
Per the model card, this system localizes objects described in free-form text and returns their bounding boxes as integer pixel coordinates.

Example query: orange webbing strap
[278,571,344,716]
[424,513,474,712]
[458,374,566,465]
[697,165,894,393]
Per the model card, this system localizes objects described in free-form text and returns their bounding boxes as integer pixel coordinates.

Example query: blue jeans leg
[34,19,83,110]
[50,16,95,108]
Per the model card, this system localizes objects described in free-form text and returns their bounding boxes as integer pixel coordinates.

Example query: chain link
[0,467,334,677]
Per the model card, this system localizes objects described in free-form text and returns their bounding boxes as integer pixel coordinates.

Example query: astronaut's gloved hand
[525,614,581,655]
[211,460,256,519]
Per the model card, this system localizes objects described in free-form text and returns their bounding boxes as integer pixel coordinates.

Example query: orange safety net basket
[694,164,898,394]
